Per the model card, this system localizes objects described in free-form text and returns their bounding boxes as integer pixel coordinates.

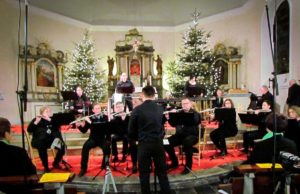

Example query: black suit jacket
[0,141,36,176]
[246,135,298,164]
[128,100,165,143]
[257,91,274,109]
[286,84,300,106]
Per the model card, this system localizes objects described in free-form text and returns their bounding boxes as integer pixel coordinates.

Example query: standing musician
[210,99,238,157]
[27,106,65,172]
[76,103,111,177]
[70,86,91,115]
[184,75,204,97]
[116,72,135,111]
[241,100,272,154]
[212,89,224,108]
[164,97,201,174]
[128,85,171,194]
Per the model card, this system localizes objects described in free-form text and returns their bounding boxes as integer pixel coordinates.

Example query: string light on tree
[63,31,107,103]
[166,10,220,97]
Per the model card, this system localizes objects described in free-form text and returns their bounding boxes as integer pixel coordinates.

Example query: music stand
[187,86,202,97]
[238,113,260,126]
[61,91,77,101]
[51,113,76,170]
[117,86,134,94]
[168,112,195,127]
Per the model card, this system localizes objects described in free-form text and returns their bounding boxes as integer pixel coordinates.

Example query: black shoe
[78,169,87,177]
[44,168,51,173]
[52,163,63,170]
[220,150,227,156]
[121,155,126,162]
[132,165,138,174]
[112,156,119,163]
[181,168,190,175]
[167,163,178,170]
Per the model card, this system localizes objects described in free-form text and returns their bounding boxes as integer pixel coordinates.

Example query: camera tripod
[274,172,299,194]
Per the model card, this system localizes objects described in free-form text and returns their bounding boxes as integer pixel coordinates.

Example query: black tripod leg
[92,168,104,180]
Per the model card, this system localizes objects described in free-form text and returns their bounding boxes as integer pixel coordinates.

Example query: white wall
[1,0,299,124]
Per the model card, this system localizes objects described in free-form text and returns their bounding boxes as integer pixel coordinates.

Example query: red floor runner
[34,150,247,177]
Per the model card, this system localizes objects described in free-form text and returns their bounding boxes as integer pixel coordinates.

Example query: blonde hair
[39,106,49,115]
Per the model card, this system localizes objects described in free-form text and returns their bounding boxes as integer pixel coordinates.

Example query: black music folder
[214,108,235,122]
[61,91,77,101]
[117,86,134,94]
[168,112,194,126]
[238,113,260,125]
[187,86,202,97]
[52,113,75,126]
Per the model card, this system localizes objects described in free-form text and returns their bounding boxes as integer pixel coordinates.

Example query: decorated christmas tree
[63,31,107,102]
[166,11,220,97]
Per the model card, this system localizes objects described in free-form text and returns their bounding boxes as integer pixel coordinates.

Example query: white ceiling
[24,0,249,27]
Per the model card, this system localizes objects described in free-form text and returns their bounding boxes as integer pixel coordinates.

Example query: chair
[24,130,56,167]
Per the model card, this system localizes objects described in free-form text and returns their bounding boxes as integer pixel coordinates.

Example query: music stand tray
[61,91,77,101]
[168,112,195,126]
[52,113,75,126]
[214,108,236,122]
[238,113,260,125]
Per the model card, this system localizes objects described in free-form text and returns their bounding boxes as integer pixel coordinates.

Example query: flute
[69,112,103,125]
[163,108,183,115]
[198,108,215,113]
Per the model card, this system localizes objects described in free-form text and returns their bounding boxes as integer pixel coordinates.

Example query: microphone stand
[15,0,29,186]
[265,2,279,193]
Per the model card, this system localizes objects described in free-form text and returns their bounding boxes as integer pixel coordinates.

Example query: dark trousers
[124,96,133,111]
[243,130,266,152]
[36,139,65,170]
[111,134,128,156]
[129,140,138,166]
[165,134,198,169]
[138,141,171,194]
[81,138,111,170]
[210,128,237,152]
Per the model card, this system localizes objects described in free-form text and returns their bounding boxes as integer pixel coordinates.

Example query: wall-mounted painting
[35,58,56,87]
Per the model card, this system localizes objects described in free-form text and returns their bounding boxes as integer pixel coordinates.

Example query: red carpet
[33,150,247,177]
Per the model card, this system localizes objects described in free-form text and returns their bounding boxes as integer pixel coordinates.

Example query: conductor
[128,85,171,194]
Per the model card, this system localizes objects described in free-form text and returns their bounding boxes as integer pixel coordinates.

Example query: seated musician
[184,75,204,97]
[220,113,298,185]
[212,89,224,108]
[76,103,111,177]
[284,106,300,154]
[0,117,37,194]
[27,106,66,172]
[241,100,272,154]
[164,97,201,174]
[116,72,135,111]
[110,102,129,163]
[70,85,91,115]
[210,99,238,157]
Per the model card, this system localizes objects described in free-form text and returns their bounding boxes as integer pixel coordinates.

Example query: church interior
[0,0,300,193]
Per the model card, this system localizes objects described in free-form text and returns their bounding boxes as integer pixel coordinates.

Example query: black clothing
[284,119,300,155]
[165,109,201,170]
[210,108,238,153]
[0,141,36,176]
[257,91,274,109]
[110,115,130,159]
[246,135,298,164]
[286,83,300,107]
[78,114,111,170]
[128,100,171,194]
[0,142,37,194]
[116,80,135,111]
[184,81,204,97]
[27,118,65,170]
[242,112,270,152]
[72,94,91,115]
[212,97,224,108]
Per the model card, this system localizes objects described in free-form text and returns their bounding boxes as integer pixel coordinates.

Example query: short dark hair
[265,113,287,132]
[142,85,155,98]
[0,117,11,138]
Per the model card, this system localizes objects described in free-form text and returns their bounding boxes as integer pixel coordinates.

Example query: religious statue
[155,55,163,76]
[107,56,114,76]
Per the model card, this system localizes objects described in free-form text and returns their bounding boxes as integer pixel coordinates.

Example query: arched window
[275,1,289,74]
